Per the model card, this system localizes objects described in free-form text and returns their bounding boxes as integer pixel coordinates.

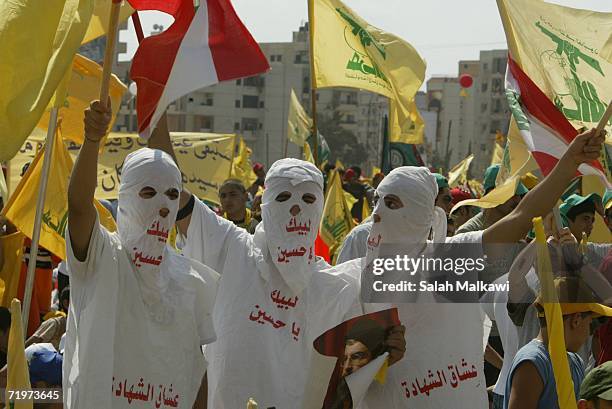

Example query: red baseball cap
[252,162,264,172]
[343,168,356,181]
[450,187,472,205]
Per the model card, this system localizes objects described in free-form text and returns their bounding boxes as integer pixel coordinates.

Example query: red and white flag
[505,55,610,188]
[129,0,269,138]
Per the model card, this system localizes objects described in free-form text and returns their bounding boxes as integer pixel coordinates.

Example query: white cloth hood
[368,166,444,247]
[117,148,182,280]
[254,158,324,294]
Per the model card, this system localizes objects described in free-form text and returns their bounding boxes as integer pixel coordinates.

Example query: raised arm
[484,129,605,244]
[148,113,193,236]
[67,100,111,261]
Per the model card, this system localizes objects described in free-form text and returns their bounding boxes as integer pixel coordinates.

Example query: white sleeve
[182,198,251,273]
[337,226,370,264]
[65,211,111,281]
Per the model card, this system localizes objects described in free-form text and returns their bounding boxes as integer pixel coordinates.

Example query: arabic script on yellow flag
[6,299,33,409]
[0,0,93,163]
[3,129,116,260]
[498,0,612,144]
[311,0,426,143]
[37,54,127,145]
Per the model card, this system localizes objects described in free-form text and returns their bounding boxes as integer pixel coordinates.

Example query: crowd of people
[0,100,609,409]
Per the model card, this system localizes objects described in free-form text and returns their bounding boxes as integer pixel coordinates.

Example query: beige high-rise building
[113,23,387,172]
[426,50,510,178]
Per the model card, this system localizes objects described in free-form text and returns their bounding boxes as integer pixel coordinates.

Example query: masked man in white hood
[66,101,218,409]
[331,129,605,408]
[148,116,406,409]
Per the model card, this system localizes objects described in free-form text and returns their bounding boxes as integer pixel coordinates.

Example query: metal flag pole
[21,107,59,333]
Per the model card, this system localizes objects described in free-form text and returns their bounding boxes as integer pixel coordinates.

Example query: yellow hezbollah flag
[0,232,26,308]
[303,142,315,164]
[230,136,257,188]
[362,198,371,220]
[6,299,33,409]
[82,0,134,45]
[582,175,612,244]
[0,0,94,163]
[451,176,522,214]
[447,154,474,188]
[3,129,116,260]
[287,89,313,146]
[533,217,577,409]
[495,119,538,186]
[320,171,355,258]
[311,0,426,143]
[490,131,505,166]
[37,54,127,144]
[498,0,612,144]
[389,99,425,145]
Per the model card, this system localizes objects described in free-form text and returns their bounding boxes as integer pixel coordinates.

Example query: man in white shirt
[148,115,406,408]
[65,101,218,409]
[331,128,606,408]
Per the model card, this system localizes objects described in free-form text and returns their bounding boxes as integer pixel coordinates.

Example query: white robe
[182,199,362,409]
[332,231,490,409]
[64,213,218,409]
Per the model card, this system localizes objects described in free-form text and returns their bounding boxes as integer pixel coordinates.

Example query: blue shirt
[504,339,585,409]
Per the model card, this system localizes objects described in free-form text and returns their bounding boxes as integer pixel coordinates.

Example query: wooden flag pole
[131,11,145,44]
[100,0,123,105]
[307,0,319,166]
[595,100,612,136]
[21,107,59,334]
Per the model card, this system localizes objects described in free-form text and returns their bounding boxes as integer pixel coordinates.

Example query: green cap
[482,165,528,195]
[579,361,612,401]
[433,173,449,190]
[559,193,602,219]
[604,189,612,211]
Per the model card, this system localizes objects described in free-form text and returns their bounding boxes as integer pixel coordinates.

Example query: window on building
[195,116,213,130]
[343,114,356,124]
[492,78,503,93]
[234,122,240,131]
[481,103,488,113]
[276,55,282,62]
[242,118,259,131]
[243,76,264,87]
[236,79,242,85]
[480,143,487,151]
[483,63,488,71]
[490,120,501,134]
[200,93,213,106]
[463,64,468,69]
[493,57,506,74]
[188,97,194,102]
[259,101,265,108]
[481,82,488,92]
[242,95,259,108]
[492,99,502,113]
[235,100,241,108]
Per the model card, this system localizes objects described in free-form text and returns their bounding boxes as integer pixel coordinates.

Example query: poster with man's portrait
[313,308,400,409]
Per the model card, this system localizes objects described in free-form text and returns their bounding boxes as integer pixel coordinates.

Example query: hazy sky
[119,0,612,82]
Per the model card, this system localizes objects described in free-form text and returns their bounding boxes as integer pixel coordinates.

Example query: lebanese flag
[129,0,269,138]
[505,55,610,188]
